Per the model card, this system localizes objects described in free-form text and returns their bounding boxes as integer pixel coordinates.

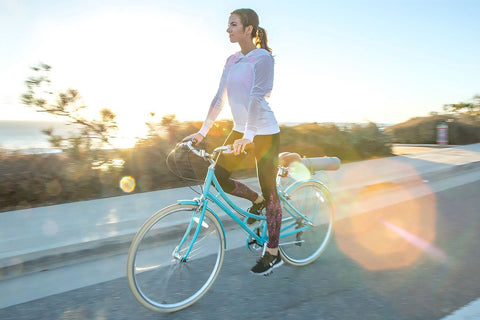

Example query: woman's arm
[232,53,274,155]
[198,57,231,138]
[243,53,274,142]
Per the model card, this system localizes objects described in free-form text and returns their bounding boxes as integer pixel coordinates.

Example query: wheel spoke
[279,181,334,266]
[126,204,225,313]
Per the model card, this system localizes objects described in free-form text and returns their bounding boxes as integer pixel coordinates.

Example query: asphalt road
[1,180,480,320]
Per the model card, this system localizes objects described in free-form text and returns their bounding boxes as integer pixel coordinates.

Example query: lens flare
[289,162,311,181]
[120,176,136,193]
[334,158,438,270]
[381,220,446,262]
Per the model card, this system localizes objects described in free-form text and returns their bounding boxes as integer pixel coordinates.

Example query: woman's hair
[231,8,272,54]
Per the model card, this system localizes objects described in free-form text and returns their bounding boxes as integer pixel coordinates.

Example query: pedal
[247,239,262,253]
[295,231,303,246]
[295,218,305,246]
[247,226,264,253]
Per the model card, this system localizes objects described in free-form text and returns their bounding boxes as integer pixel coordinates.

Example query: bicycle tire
[126,203,225,313]
[279,180,334,266]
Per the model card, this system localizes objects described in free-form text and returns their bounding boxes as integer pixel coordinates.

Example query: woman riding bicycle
[184,8,282,275]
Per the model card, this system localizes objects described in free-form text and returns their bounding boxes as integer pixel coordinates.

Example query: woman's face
[227,14,252,43]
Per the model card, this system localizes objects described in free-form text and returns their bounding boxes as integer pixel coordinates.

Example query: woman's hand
[232,138,252,155]
[183,132,204,145]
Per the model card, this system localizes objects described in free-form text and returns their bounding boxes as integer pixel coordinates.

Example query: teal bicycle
[126,140,340,312]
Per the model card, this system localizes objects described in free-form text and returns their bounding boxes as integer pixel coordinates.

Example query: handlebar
[177,140,236,165]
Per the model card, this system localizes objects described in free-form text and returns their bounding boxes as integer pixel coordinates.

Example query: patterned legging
[215,131,282,248]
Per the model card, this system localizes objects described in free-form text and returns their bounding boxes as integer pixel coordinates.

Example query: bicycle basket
[166,144,209,183]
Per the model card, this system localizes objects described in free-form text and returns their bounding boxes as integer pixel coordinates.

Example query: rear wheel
[279,181,334,266]
[126,203,225,313]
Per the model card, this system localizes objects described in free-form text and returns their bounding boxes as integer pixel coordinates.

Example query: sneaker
[246,200,266,224]
[250,251,283,275]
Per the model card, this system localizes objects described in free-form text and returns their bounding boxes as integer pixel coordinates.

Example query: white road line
[441,298,480,319]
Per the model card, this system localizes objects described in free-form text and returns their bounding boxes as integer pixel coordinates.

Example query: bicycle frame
[177,163,267,249]
[174,146,329,261]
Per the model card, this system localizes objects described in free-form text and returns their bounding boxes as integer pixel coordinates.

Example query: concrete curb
[0,218,243,280]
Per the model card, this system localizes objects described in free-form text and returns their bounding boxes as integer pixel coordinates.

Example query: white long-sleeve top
[199,48,280,141]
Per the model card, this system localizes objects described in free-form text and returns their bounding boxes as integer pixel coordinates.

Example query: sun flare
[334,158,438,270]
[111,116,149,149]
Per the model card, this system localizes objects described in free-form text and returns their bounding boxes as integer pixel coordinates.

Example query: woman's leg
[215,166,259,202]
[253,133,282,251]
[250,133,283,274]
[214,131,259,203]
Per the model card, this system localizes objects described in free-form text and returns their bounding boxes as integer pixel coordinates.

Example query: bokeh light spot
[46,179,62,196]
[289,162,311,181]
[120,176,136,193]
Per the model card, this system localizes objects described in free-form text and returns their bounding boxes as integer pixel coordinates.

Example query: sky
[1,0,479,143]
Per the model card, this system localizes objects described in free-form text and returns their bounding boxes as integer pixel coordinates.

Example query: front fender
[177,199,200,206]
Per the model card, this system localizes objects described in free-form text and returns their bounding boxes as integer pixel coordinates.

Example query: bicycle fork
[172,201,209,262]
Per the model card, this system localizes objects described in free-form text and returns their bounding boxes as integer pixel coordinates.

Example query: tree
[443,94,480,118]
[21,63,121,167]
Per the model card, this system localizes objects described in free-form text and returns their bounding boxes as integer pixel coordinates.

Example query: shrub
[385,114,480,145]
[0,120,392,211]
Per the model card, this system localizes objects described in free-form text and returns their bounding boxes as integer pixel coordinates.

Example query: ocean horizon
[0,120,80,153]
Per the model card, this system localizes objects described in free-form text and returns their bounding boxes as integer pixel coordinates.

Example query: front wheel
[279,180,334,266]
[126,203,225,313]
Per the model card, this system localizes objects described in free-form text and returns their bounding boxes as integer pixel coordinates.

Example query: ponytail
[254,26,272,54]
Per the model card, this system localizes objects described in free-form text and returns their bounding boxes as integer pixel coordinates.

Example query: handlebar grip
[181,138,196,145]
[214,145,247,155]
